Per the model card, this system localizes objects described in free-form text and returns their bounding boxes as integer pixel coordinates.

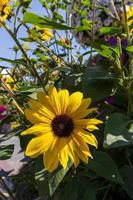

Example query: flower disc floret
[51,114,74,137]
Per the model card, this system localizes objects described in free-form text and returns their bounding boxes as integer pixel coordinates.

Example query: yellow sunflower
[0,0,9,12]
[60,38,71,47]
[2,75,18,91]
[0,0,11,22]
[21,86,102,172]
[41,28,54,41]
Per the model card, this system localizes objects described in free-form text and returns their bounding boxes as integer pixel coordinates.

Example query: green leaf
[82,184,96,200]
[48,160,72,196]
[82,18,91,26]
[34,158,72,197]
[82,66,117,101]
[23,12,73,30]
[81,10,88,17]
[34,157,49,197]
[88,151,123,184]
[0,145,14,160]
[121,166,133,199]
[83,66,119,81]
[126,45,133,53]
[100,27,122,35]
[55,176,96,200]
[104,113,133,148]
[76,25,91,32]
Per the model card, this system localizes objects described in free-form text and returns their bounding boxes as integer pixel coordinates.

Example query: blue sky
[0,0,44,67]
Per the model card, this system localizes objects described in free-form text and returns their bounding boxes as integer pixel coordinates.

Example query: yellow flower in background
[0,0,11,22]
[11,121,20,129]
[23,42,29,51]
[0,0,9,11]
[22,86,102,172]
[60,38,71,47]
[2,75,18,91]
[41,28,54,41]
[122,5,133,32]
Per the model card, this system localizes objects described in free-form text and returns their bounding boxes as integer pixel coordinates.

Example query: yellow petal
[37,92,55,114]
[72,108,97,119]
[44,138,59,172]
[74,119,89,129]
[87,118,103,125]
[87,125,99,131]
[72,133,92,158]
[48,86,61,114]
[21,123,52,136]
[66,92,83,115]
[24,109,51,124]
[25,133,54,158]
[74,142,89,164]
[77,131,98,148]
[74,118,103,130]
[29,99,55,120]
[67,137,80,167]
[58,89,69,114]
[59,142,68,169]
[43,152,59,172]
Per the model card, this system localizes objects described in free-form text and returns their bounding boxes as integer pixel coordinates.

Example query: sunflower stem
[121,0,133,116]
[0,79,24,115]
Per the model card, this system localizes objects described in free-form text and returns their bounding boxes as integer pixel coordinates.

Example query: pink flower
[0,105,7,120]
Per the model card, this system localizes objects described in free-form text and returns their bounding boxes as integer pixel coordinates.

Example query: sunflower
[0,0,9,12]
[60,38,71,47]
[0,0,11,22]
[21,86,102,172]
[2,75,18,91]
[41,28,54,41]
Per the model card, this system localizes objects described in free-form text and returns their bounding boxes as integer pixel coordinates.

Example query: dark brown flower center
[51,114,74,137]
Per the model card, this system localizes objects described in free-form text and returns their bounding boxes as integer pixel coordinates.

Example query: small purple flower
[121,52,129,66]
[121,38,128,48]
[107,36,117,46]
[105,96,114,105]
[102,36,128,48]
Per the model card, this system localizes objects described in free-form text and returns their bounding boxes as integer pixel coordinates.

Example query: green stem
[110,0,120,21]
[0,79,24,115]
[121,0,133,116]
